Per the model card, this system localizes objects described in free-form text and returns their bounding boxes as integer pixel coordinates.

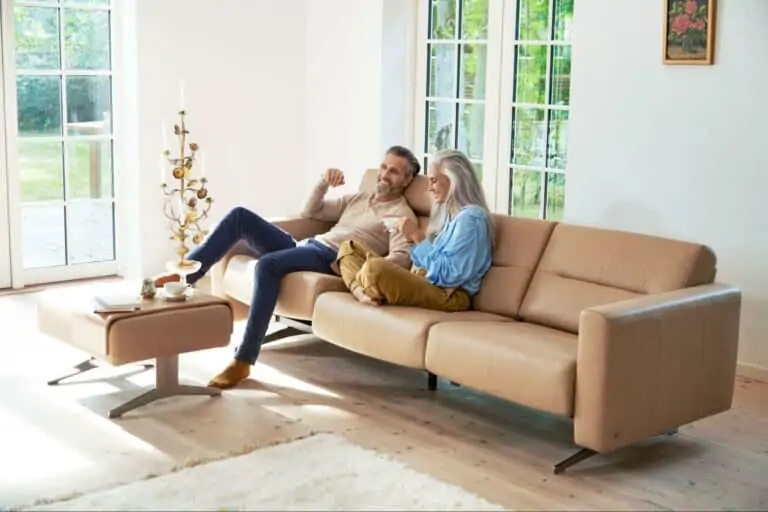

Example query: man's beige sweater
[300,181,416,269]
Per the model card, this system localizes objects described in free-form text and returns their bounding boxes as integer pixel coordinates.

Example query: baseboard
[737,361,768,383]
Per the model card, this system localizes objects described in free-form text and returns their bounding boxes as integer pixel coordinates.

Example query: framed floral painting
[663,0,717,65]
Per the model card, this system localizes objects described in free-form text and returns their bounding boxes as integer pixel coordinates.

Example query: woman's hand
[397,217,424,243]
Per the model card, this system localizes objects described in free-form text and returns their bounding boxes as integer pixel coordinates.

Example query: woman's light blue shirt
[409,205,492,295]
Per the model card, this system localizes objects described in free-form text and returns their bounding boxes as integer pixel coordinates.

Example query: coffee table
[37,283,234,418]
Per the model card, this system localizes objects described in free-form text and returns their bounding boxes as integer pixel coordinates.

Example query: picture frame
[662,0,717,65]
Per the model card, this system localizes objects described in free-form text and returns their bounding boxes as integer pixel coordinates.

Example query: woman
[336,149,494,311]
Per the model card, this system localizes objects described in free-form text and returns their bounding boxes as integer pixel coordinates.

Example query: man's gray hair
[386,145,421,177]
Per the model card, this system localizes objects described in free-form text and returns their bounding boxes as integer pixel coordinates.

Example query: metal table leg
[107,355,221,418]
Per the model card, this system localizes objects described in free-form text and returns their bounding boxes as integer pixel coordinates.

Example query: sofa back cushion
[472,215,556,318]
[359,168,431,216]
[518,224,717,333]
[360,168,431,231]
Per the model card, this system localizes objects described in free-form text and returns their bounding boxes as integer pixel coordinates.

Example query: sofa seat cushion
[312,292,513,369]
[222,255,347,321]
[425,321,578,417]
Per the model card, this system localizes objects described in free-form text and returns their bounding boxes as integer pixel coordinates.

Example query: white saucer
[160,287,192,302]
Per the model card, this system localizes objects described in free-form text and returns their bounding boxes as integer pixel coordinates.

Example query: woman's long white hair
[425,149,495,246]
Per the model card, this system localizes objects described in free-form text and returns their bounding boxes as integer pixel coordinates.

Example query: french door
[0,0,118,288]
[414,0,573,220]
[0,0,12,289]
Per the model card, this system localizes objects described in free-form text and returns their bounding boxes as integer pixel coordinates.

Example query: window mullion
[453,0,462,149]
[491,0,515,215]
[540,0,557,219]
[58,5,72,263]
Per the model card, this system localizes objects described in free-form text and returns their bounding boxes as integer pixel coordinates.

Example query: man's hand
[397,217,424,244]
[321,168,346,188]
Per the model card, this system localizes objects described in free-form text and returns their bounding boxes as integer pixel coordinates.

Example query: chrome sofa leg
[553,448,597,474]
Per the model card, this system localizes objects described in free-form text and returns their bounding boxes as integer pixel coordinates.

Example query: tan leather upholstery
[210,216,333,299]
[519,224,718,333]
[211,172,431,319]
[359,168,431,216]
[221,254,346,321]
[312,292,513,369]
[37,286,233,366]
[210,172,741,458]
[472,215,556,318]
[426,321,577,416]
[575,283,740,452]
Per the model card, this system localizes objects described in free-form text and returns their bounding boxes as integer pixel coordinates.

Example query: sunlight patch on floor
[261,403,358,423]
[299,404,358,418]
[0,406,93,486]
[255,363,342,399]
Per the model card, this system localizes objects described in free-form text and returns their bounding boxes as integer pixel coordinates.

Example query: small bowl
[381,217,400,231]
[164,282,187,297]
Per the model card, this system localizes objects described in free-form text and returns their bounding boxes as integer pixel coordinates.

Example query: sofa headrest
[359,168,431,217]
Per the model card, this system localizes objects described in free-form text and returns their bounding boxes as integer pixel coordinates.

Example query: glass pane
[548,109,569,170]
[459,44,487,100]
[14,6,60,70]
[428,43,456,98]
[458,103,484,160]
[554,0,574,41]
[430,0,457,39]
[64,8,110,70]
[19,140,63,202]
[22,204,66,269]
[546,172,566,220]
[68,0,111,4]
[17,76,62,136]
[514,45,547,104]
[66,140,113,199]
[67,201,115,264]
[426,101,455,153]
[511,169,542,218]
[471,161,483,182]
[517,0,550,41]
[461,0,488,39]
[511,108,547,167]
[65,76,112,135]
[551,46,571,106]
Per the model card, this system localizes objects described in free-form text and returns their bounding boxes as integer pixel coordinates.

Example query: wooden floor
[2,288,767,511]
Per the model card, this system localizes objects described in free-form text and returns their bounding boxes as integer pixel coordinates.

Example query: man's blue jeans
[186,206,337,364]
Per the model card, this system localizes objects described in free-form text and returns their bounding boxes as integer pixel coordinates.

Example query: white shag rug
[31,433,506,511]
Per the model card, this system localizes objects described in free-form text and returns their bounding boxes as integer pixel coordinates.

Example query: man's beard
[376,180,392,194]
[376,178,405,197]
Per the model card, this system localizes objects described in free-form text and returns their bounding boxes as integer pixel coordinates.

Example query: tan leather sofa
[211,170,741,474]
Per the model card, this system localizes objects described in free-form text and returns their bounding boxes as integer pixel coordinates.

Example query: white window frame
[413,0,506,212]
[0,0,120,288]
[0,6,12,288]
[414,0,572,219]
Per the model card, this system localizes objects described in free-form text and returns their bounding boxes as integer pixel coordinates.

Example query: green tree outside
[426,0,573,221]
[14,3,112,202]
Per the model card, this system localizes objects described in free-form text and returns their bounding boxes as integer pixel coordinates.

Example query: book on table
[93,291,142,313]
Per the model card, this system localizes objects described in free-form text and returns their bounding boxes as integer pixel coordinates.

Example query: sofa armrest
[574,283,741,453]
[209,215,334,298]
[269,216,335,242]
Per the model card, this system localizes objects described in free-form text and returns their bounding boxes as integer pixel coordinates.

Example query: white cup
[381,217,400,233]
[164,282,187,297]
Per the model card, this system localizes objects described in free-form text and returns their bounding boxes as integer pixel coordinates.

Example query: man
[154,145,421,389]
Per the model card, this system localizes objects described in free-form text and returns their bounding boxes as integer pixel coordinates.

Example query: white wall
[120,0,415,278]
[566,0,768,374]
[119,0,308,279]
[304,0,416,198]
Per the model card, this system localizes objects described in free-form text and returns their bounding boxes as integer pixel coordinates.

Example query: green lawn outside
[18,137,113,202]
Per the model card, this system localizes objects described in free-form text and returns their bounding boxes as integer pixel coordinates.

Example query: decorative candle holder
[160,110,214,284]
